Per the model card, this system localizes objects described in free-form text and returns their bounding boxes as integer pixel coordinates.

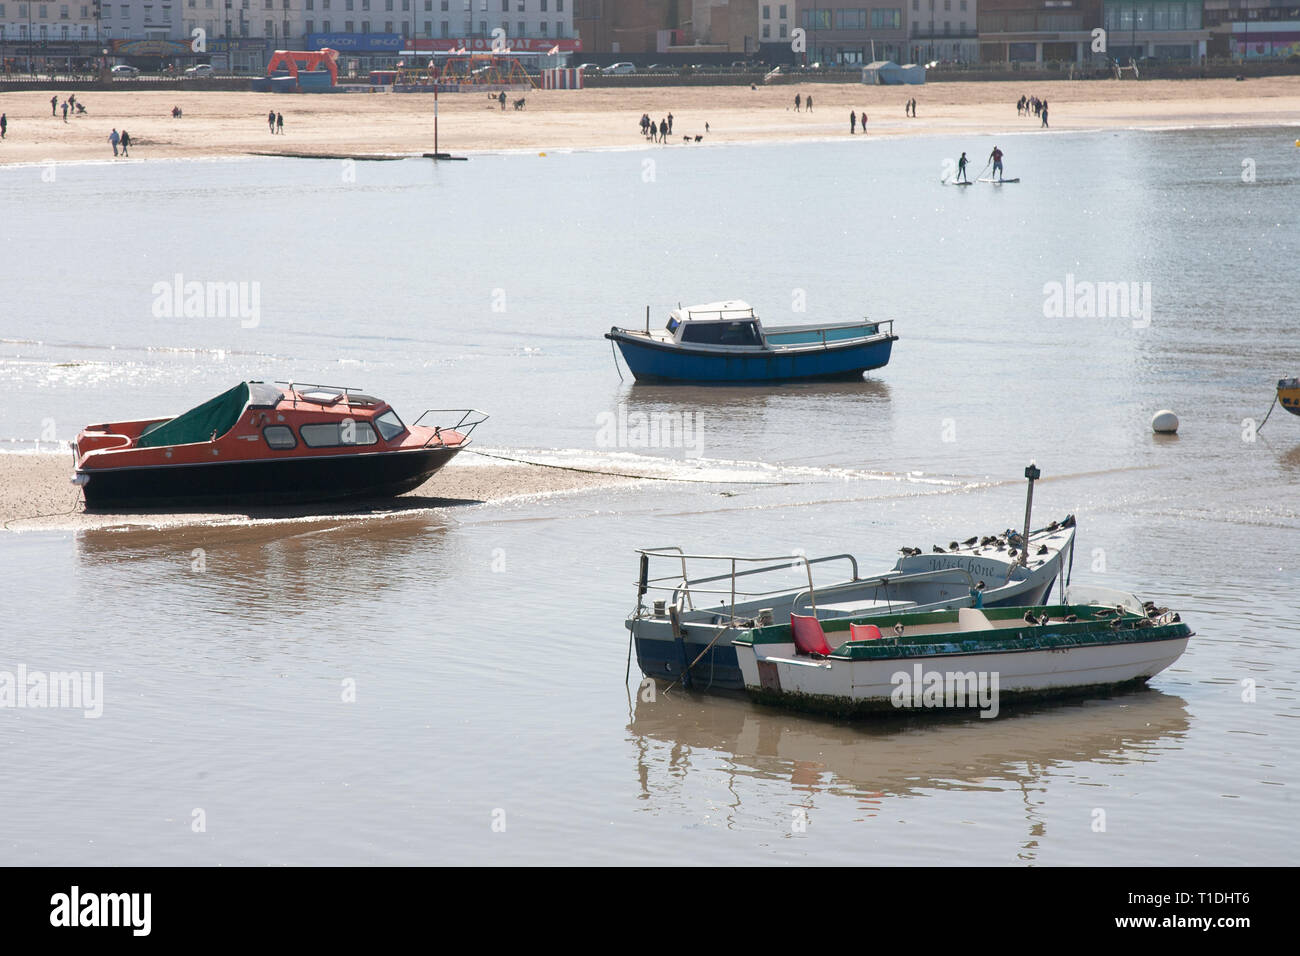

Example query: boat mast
[1020,461,1040,566]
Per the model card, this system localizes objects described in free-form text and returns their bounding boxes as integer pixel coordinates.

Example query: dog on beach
[513,97,526,110]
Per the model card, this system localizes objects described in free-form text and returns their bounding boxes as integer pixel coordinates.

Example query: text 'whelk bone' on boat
[604,299,897,383]
[70,381,488,509]
[624,466,1077,692]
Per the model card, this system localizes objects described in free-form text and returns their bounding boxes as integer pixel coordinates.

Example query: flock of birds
[896,515,1075,562]
[1020,600,1181,630]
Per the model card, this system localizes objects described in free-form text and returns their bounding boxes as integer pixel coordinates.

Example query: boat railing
[413,409,490,446]
[789,565,978,617]
[635,548,860,620]
[275,381,368,405]
[682,305,756,321]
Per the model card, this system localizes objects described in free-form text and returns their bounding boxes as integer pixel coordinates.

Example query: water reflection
[628,686,1189,858]
[74,513,452,619]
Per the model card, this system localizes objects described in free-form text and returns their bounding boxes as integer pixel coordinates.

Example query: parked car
[185,63,214,77]
[602,62,636,75]
[576,62,603,73]
[111,64,140,77]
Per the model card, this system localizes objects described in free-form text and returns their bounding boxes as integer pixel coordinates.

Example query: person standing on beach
[277,112,284,134]
[499,90,506,111]
[1041,102,1049,128]
[667,112,673,135]
[794,93,801,112]
[988,146,1003,181]
[0,113,6,140]
[850,110,856,134]
[659,118,667,142]
[69,94,76,114]
[911,98,917,117]
[268,110,276,134]
[120,129,131,156]
[109,128,119,156]
[51,95,58,117]
[806,94,813,112]
[61,100,68,123]
[956,151,969,183]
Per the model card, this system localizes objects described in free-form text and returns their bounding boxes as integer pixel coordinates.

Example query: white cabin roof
[670,300,756,323]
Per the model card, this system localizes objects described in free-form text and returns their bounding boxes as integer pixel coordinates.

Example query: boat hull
[736,636,1189,717]
[78,445,461,509]
[608,333,895,383]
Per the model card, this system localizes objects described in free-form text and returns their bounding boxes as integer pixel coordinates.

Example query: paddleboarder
[956,151,970,184]
[989,145,1004,182]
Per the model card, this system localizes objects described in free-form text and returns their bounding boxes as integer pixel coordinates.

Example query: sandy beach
[0,452,639,531]
[1,78,1298,165]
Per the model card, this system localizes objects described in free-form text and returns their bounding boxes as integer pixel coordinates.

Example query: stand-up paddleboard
[978,177,1021,183]
[947,180,975,186]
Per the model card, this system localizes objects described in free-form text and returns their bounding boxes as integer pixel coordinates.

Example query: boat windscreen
[137,383,250,448]
[680,321,762,346]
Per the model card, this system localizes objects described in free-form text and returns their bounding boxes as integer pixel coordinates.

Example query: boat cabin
[663,301,766,348]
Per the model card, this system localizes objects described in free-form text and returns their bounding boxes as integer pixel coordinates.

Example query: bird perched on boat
[1008,548,1018,559]
[1045,520,1059,532]
[1023,610,1041,625]
[1064,614,1078,622]
[1094,608,1117,618]
[1037,544,1048,555]
[1146,606,1169,619]
[963,536,978,547]
[1136,618,1154,629]
[933,545,945,553]
[893,622,905,638]
[948,541,959,551]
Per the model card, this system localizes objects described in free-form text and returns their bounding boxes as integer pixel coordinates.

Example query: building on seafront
[976,0,1103,64]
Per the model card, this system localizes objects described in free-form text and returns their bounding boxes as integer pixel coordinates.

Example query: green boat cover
[138,382,251,448]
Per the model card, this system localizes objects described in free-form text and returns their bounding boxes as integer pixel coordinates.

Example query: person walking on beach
[499,90,506,111]
[61,100,68,123]
[667,112,673,135]
[109,128,119,156]
[268,109,276,133]
[1041,102,1049,128]
[988,145,1003,181]
[806,93,813,112]
[68,94,76,115]
[658,118,667,142]
[850,110,856,134]
[911,98,917,117]
[0,113,6,140]
[794,93,801,112]
[51,95,58,117]
[120,129,131,156]
[276,112,284,134]
[956,151,970,184]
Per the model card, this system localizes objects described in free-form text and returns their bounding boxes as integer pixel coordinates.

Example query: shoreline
[0,452,642,532]
[1,78,1298,166]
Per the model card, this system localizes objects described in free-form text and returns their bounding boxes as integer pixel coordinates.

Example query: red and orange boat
[72,381,486,509]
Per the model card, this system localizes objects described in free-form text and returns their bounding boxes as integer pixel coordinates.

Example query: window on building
[762,22,770,37]
[440,17,447,33]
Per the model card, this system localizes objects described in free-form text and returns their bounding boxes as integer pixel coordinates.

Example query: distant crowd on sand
[639,111,708,143]
[1018,94,1050,127]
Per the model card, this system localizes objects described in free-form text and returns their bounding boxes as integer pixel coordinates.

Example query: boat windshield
[375,409,406,441]
[680,321,762,346]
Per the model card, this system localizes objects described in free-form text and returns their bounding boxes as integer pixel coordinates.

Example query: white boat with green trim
[732,587,1192,718]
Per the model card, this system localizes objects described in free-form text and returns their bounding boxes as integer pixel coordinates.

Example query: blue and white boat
[605,300,897,383]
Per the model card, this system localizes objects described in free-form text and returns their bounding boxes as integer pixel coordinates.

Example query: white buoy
[1151,410,1179,434]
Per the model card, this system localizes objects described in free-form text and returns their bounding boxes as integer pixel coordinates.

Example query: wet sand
[0,452,639,532]
[1,77,1297,165]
